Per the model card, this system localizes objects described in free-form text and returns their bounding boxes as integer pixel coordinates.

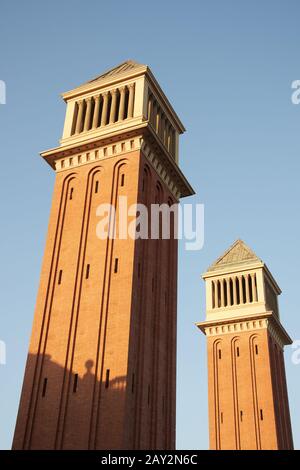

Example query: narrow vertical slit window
[98,96,103,127]
[69,187,74,200]
[236,277,240,304]
[242,276,246,304]
[114,258,119,273]
[254,274,258,301]
[124,87,129,119]
[220,412,223,424]
[255,344,259,355]
[237,347,240,357]
[73,373,78,393]
[229,278,234,306]
[86,264,90,279]
[95,181,99,194]
[249,274,253,302]
[260,409,264,421]
[218,349,222,360]
[115,89,121,122]
[224,279,228,307]
[81,100,87,132]
[89,98,95,130]
[71,103,79,136]
[106,93,112,124]
[42,378,48,397]
[240,410,243,422]
[58,269,63,285]
[105,369,110,389]
[217,280,221,308]
[120,174,125,187]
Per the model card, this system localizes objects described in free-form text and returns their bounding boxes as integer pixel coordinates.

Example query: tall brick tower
[197,240,293,450]
[13,61,193,450]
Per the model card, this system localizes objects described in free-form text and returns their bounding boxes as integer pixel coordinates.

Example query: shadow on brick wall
[13,352,127,449]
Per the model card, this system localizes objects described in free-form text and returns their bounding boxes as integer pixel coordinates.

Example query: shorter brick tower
[197,240,293,450]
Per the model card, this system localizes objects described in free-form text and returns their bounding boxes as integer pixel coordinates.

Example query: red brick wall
[207,328,292,450]
[13,149,178,450]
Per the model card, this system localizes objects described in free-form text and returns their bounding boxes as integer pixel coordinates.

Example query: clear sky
[0,0,299,450]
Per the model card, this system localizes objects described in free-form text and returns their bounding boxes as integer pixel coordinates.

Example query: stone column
[127,83,135,118]
[161,114,165,143]
[148,94,153,123]
[238,275,244,304]
[152,101,157,129]
[214,280,219,309]
[118,86,126,121]
[226,278,231,306]
[92,95,101,129]
[233,277,238,305]
[109,89,118,124]
[245,274,250,303]
[171,129,176,156]
[84,97,92,132]
[101,92,109,126]
[169,127,174,153]
[251,274,258,302]
[220,279,225,307]
[75,100,84,134]
[156,108,161,135]
[167,124,171,152]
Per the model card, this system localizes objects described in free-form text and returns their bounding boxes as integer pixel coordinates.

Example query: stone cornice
[51,136,180,200]
[202,261,265,279]
[62,64,148,100]
[140,129,194,198]
[40,124,146,166]
[60,115,145,148]
[40,126,194,199]
[196,311,292,348]
[53,135,142,172]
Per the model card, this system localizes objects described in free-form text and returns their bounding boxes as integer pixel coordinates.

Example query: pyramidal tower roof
[85,60,144,85]
[206,239,263,273]
[62,60,148,99]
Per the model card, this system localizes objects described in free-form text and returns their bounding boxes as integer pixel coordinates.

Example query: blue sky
[0,0,299,449]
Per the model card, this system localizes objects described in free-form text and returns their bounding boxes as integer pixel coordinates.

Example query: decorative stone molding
[141,137,181,200]
[201,318,269,337]
[267,317,291,349]
[54,136,142,172]
[54,134,182,200]
[198,313,292,348]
